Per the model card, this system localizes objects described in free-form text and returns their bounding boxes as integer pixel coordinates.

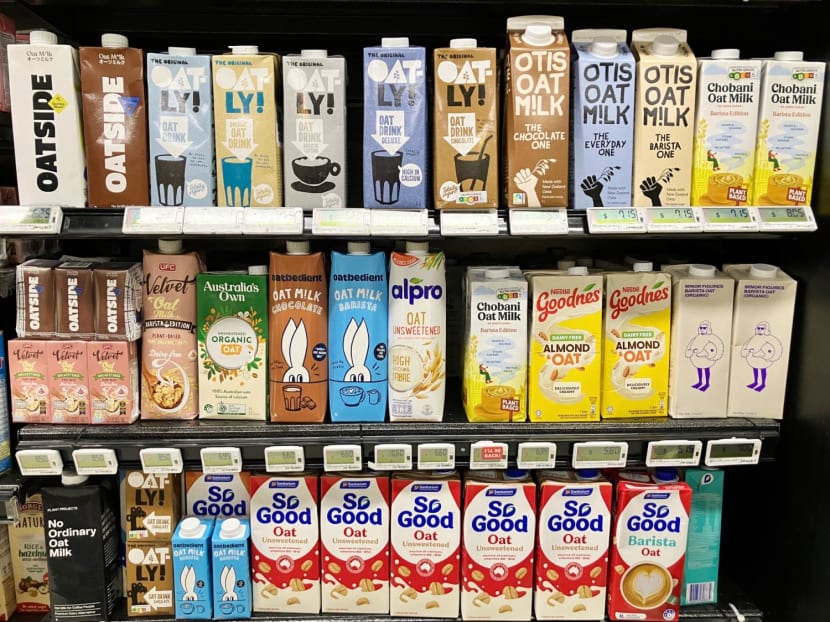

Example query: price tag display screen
[202,451,236,468]
[758,207,806,222]
[326,448,358,466]
[653,208,695,222]
[596,208,638,224]
[709,208,750,222]
[709,443,756,459]
[142,452,174,468]
[576,445,622,462]
[375,447,408,465]
[419,446,450,464]
[267,450,299,466]
[651,444,696,461]
[19,453,53,469]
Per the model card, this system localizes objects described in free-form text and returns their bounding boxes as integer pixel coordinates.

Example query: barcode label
[686,581,715,604]
[391,402,412,416]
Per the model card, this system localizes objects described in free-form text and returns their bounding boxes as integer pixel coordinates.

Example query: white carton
[185,472,250,518]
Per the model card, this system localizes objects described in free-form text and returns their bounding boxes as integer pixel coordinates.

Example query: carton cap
[654,468,679,483]
[248,265,268,276]
[382,37,409,48]
[507,15,564,32]
[572,28,627,44]
[347,241,371,255]
[651,35,679,57]
[230,45,259,55]
[169,46,197,56]
[158,239,183,254]
[557,259,576,270]
[633,261,653,273]
[568,266,589,276]
[711,48,740,60]
[522,24,554,47]
[61,471,89,486]
[220,517,245,539]
[286,240,310,255]
[590,38,619,58]
[301,49,327,58]
[576,257,594,267]
[576,469,600,480]
[689,263,716,277]
[101,33,128,48]
[485,268,510,279]
[180,517,204,538]
[774,51,804,61]
[450,38,477,49]
[750,263,779,278]
[30,30,58,45]
[405,241,429,254]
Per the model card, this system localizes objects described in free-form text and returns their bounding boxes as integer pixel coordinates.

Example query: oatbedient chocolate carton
[55,261,96,340]
[93,262,142,341]
[15,259,60,339]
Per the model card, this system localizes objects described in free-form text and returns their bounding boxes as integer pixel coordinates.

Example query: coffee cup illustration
[155,154,186,206]
[221,156,253,207]
[620,563,673,610]
[340,385,365,407]
[283,385,303,411]
[292,156,341,191]
[371,150,403,204]
[455,135,493,192]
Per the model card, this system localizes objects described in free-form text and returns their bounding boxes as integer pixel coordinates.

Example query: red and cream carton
[48,340,89,425]
[462,471,535,621]
[390,471,461,618]
[250,473,320,614]
[535,470,612,620]
[608,470,691,622]
[8,340,50,423]
[320,473,390,614]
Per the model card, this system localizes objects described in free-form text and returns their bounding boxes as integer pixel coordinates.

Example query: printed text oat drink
[47,341,89,425]
[283,50,347,209]
[15,259,60,339]
[363,38,428,208]
[320,473,390,614]
[724,264,796,419]
[691,50,761,207]
[8,30,87,207]
[601,263,671,418]
[250,473,320,614]
[631,35,696,207]
[608,470,691,622]
[681,469,724,606]
[93,262,142,341]
[461,471,535,621]
[388,242,446,422]
[390,472,461,618]
[529,267,603,422]
[88,341,139,424]
[752,52,825,206]
[665,264,734,418]
[8,490,48,613]
[80,34,149,207]
[185,472,250,518]
[535,470,612,620]
[433,39,498,208]
[173,517,214,620]
[504,24,569,207]
[212,46,281,207]
[55,261,96,340]
[8,339,50,423]
[122,471,181,542]
[126,540,175,617]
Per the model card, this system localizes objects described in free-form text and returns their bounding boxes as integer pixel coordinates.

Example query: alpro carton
[122,471,181,541]
[528,267,602,422]
[601,264,671,418]
[535,470,612,620]
[724,263,796,419]
[433,39,498,208]
[250,473,320,614]
[691,50,761,206]
[8,30,87,207]
[752,52,825,206]
[462,471,535,621]
[0,527,16,620]
[8,339,50,424]
[631,35,697,207]
[88,340,139,424]
[363,39,428,208]
[173,517,214,619]
[8,491,48,613]
[126,540,175,617]
[283,50,347,209]
[390,471,461,618]
[147,48,215,206]
[185,472,250,518]
[212,518,252,620]
[320,473,390,614]
[47,340,89,425]
[681,469,724,606]
[665,264,734,418]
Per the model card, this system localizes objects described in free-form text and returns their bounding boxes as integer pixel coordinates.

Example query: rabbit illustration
[220,566,238,601]
[343,318,371,381]
[180,565,197,601]
[282,319,309,382]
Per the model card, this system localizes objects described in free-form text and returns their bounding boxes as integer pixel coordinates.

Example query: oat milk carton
[752,52,825,206]
[48,341,89,424]
[212,518,252,620]
[529,267,603,422]
[55,261,96,340]
[93,261,143,342]
[15,259,60,339]
[250,473,320,614]
[391,472,461,618]
[724,264,796,419]
[8,490,48,613]
[8,30,86,207]
[681,469,724,606]
[173,517,214,620]
[122,471,181,541]
[608,470,691,622]
[320,473,390,614]
[212,46,281,207]
[691,50,761,207]
[0,527,16,620]
[665,264,734,418]
[535,470,612,620]
[462,471,535,620]
[463,268,528,422]
[88,340,139,424]
[631,35,696,207]
[363,38,428,208]
[434,39,498,208]
[185,472,250,518]
[601,264,671,418]
[283,50,347,208]
[8,339,50,423]
[126,540,175,617]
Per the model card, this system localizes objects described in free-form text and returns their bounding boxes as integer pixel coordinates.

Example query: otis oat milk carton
[250,473,320,614]
[608,470,691,622]
[535,470,612,620]
[390,471,461,618]
[8,30,86,207]
[185,472,250,518]
[320,473,390,614]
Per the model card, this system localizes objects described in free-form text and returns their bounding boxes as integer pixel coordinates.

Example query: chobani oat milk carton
[390,471,461,618]
[320,473,390,614]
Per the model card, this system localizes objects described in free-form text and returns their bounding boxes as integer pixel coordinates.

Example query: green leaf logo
[410,277,423,284]
[653,281,664,289]
[583,283,596,292]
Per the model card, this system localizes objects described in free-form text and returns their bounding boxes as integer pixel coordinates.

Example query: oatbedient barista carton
[55,261,96,340]
[173,517,214,620]
[93,261,142,341]
[15,259,60,339]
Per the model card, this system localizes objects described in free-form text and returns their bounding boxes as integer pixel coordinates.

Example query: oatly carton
[47,340,89,425]
[173,517,214,620]
[126,540,175,617]
[390,471,461,618]
[185,472,250,518]
[608,470,691,622]
[147,48,215,206]
[122,471,181,541]
[283,50,347,209]
[250,473,320,614]
[363,38,428,208]
[8,339,50,423]
[434,39,498,208]
[8,30,87,207]
[320,473,390,614]
[535,470,612,620]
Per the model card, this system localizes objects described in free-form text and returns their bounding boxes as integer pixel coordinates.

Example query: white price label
[704,438,762,466]
[509,209,569,235]
[440,210,499,236]
[586,207,646,233]
[72,448,118,475]
[122,206,183,234]
[645,440,702,467]
[369,209,429,236]
[0,206,63,234]
[312,208,370,235]
[756,205,817,232]
[16,449,63,476]
[645,207,703,232]
[572,441,628,469]
[323,444,363,472]
[369,444,413,471]
[700,207,758,232]
[200,447,242,474]
[417,443,456,470]
[183,207,244,234]
[264,446,305,473]
[469,441,508,470]
[516,442,557,469]
[242,207,305,235]
[139,448,183,474]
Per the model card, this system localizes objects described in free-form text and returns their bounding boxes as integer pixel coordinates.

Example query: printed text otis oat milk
[320,474,390,614]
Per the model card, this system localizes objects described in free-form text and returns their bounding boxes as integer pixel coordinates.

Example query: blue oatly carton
[363,38,428,208]
[147,47,215,206]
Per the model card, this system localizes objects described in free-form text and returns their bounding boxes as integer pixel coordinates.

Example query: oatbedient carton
[212,518,252,620]
[15,259,60,339]
[8,339,50,423]
[48,340,89,424]
[8,491,48,613]
[185,472,251,518]
[93,262,142,341]
[122,471,182,542]
[173,517,214,620]
[148,48,215,206]
[8,30,87,207]
[283,50,347,209]
[434,39,498,208]
[89,340,139,424]
[504,24,569,207]
[55,261,96,340]
[250,473,320,614]
[212,46,281,207]
[126,540,175,617]
[681,469,724,606]
[80,33,149,207]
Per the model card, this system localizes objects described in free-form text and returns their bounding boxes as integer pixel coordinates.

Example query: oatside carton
[173,517,214,620]
[212,518,252,620]
[126,540,175,617]
[681,469,724,606]
[185,472,250,518]
[15,259,61,339]
[363,38,428,208]
[123,471,181,541]
[8,30,87,207]
[148,48,215,206]
[283,50,347,209]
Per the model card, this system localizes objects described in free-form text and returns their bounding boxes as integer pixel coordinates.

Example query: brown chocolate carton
[15,259,60,339]
[93,262,142,341]
[55,262,96,340]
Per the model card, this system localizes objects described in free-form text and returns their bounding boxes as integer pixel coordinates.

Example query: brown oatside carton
[15,259,60,339]
[55,261,96,340]
[93,262,143,341]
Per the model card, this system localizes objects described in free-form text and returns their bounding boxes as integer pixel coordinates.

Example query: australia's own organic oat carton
[8,491,48,613]
[681,469,724,606]
[122,471,182,541]
[212,518,252,620]
[8,339,50,424]
[126,540,175,617]
[185,472,250,518]
[173,517,214,620]
[88,340,139,424]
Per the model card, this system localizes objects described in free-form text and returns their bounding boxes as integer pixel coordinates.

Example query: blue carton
[681,468,724,605]
[173,517,214,619]
[363,39,428,208]
[212,518,251,619]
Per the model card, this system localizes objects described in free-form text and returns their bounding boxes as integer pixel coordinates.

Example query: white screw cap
[633,261,653,273]
[522,24,554,47]
[590,38,619,58]
[450,38,477,49]
[689,264,716,277]
[230,45,258,55]
[651,35,679,57]
[30,30,58,45]
[169,47,197,56]
[347,241,371,255]
[557,259,576,270]
[301,49,327,58]
[101,33,129,48]
[711,48,740,60]
[382,37,409,48]
[248,265,267,276]
[485,268,510,279]
[750,263,778,278]
[158,239,183,254]
[406,241,429,254]
[774,51,803,61]
[286,240,310,255]
[179,517,203,538]
[568,266,589,276]
[220,517,245,539]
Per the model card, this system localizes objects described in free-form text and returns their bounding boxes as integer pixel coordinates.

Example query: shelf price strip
[264,446,305,473]
[122,206,184,234]
[369,444,413,471]
[440,209,500,236]
[645,440,702,468]
[704,438,762,467]
[586,208,646,234]
[323,444,362,472]
[139,448,183,474]
[416,443,456,470]
[200,447,242,474]
[509,209,569,235]
[571,441,628,469]
[516,442,557,469]
[700,207,758,232]
[756,206,817,232]
[72,448,118,475]
[469,441,508,470]
[0,206,63,235]
[16,449,63,476]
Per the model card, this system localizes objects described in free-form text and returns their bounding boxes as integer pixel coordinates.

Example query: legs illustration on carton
[741,322,782,392]
[685,321,724,393]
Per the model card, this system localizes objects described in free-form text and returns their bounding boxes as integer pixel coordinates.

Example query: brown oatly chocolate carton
[15,259,60,339]
[93,262,143,341]
[80,33,149,207]
[55,262,96,340]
